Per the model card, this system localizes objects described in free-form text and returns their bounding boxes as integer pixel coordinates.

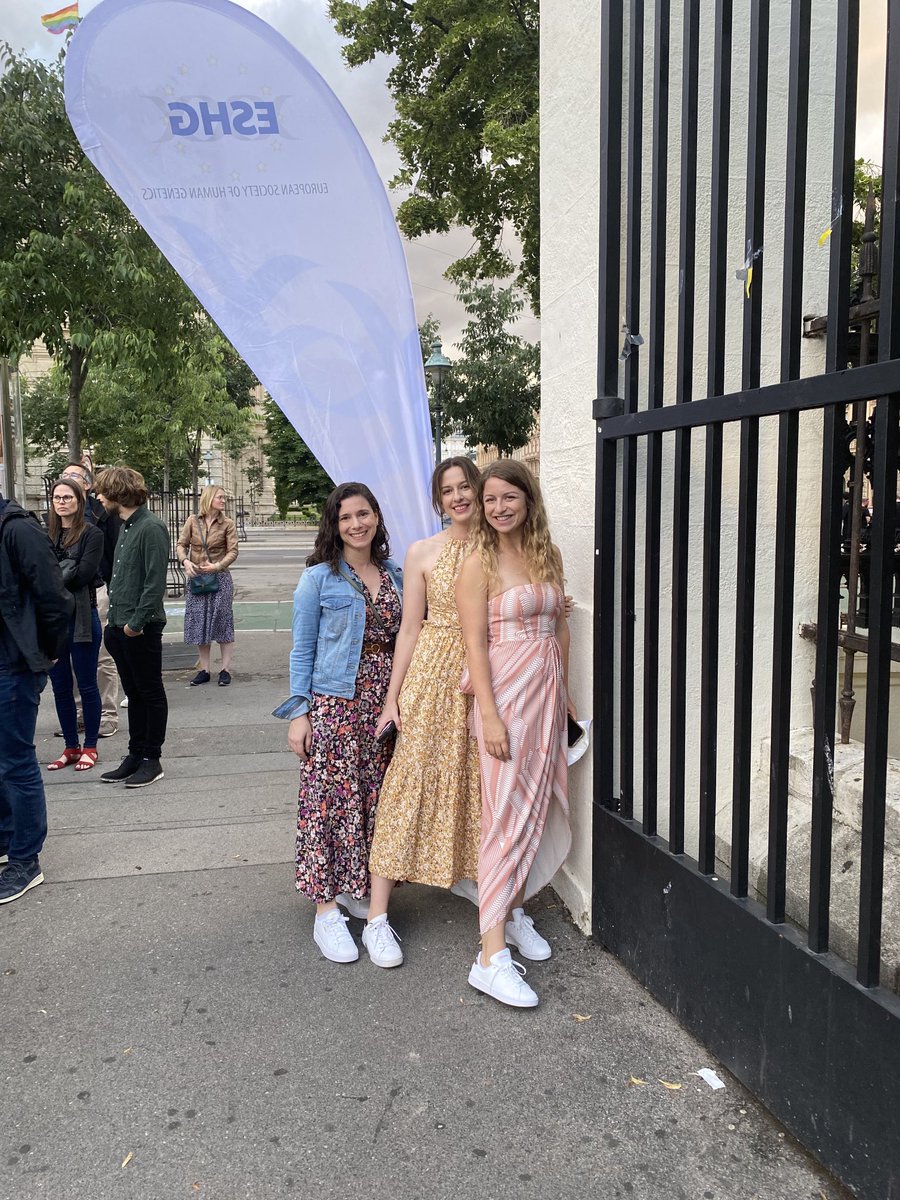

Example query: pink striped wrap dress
[469,583,571,935]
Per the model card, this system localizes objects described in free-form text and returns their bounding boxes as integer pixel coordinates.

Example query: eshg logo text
[167,99,279,137]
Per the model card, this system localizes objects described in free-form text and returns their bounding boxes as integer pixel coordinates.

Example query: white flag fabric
[64,0,439,555]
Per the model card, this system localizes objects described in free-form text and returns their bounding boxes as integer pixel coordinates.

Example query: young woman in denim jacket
[275,483,404,966]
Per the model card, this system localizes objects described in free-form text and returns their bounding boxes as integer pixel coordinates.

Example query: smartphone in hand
[376,720,397,745]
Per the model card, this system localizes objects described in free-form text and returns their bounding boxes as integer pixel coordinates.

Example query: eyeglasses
[53,495,76,503]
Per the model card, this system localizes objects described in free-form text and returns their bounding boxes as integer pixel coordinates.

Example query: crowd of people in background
[0,463,239,905]
[0,454,577,1009]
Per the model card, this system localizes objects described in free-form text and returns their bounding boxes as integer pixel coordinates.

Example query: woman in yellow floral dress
[365,458,482,939]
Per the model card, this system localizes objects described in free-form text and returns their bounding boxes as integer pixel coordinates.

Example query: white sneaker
[505,909,552,960]
[361,914,403,968]
[335,892,370,920]
[449,878,479,905]
[120,696,129,708]
[313,910,359,963]
[468,948,538,1008]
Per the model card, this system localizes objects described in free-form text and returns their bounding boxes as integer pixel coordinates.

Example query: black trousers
[105,622,168,759]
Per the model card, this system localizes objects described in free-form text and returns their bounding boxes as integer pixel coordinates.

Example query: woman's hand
[182,559,198,579]
[376,698,401,737]
[564,593,575,618]
[288,715,313,760]
[196,558,215,573]
[482,713,510,762]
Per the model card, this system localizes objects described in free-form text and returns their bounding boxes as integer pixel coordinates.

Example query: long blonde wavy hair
[472,460,563,590]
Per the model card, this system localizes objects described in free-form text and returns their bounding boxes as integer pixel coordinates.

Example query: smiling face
[337,494,378,554]
[482,476,528,536]
[439,465,475,525]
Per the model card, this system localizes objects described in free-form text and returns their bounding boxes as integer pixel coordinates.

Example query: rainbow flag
[41,3,80,34]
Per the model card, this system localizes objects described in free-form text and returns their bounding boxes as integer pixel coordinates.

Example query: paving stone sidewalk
[1,536,850,1200]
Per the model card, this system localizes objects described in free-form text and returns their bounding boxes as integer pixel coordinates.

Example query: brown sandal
[75,749,98,772]
[48,747,81,771]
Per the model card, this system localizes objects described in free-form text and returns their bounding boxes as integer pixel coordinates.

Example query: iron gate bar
[697,0,733,874]
[598,356,900,437]
[619,0,644,822]
[856,23,900,985]
[641,0,670,836]
[667,0,700,856]
[858,396,900,987]
[594,0,624,808]
[767,0,811,926]
[809,0,859,955]
[731,0,769,899]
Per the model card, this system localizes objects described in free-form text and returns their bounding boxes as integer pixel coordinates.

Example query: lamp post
[424,337,452,463]
[203,448,213,485]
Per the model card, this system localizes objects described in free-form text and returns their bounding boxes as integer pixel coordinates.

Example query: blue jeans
[49,612,102,748]
[0,664,48,862]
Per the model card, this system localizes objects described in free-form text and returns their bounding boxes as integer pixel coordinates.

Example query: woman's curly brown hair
[307,482,391,574]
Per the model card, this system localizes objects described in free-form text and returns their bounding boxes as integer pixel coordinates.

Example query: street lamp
[203,448,213,485]
[424,337,452,463]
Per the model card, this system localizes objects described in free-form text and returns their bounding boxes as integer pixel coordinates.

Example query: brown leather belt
[360,640,391,655]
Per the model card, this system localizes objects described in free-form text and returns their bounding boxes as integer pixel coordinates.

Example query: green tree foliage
[263,399,333,519]
[329,0,539,311]
[0,45,200,460]
[440,281,539,455]
[21,325,254,493]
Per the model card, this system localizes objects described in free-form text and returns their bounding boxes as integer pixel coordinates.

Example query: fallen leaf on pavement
[123,1047,133,1055]
[573,1014,592,1022]
[659,1080,682,1090]
[628,1075,648,1086]
[121,1152,134,1169]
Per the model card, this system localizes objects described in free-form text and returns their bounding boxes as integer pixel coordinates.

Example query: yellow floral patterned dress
[369,537,481,886]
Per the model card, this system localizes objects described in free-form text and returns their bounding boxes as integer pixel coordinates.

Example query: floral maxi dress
[295,566,401,904]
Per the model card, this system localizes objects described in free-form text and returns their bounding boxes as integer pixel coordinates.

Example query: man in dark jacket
[0,493,73,904]
[95,467,169,789]
[59,462,122,735]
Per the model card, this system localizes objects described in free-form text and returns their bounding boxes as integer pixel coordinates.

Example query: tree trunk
[66,345,90,463]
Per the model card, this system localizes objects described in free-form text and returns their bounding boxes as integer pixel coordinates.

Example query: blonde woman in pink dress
[456,461,573,1009]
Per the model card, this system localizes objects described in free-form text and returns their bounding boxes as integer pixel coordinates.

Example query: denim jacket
[273,558,403,719]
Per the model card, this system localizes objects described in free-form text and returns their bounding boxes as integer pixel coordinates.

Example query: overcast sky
[1,0,888,354]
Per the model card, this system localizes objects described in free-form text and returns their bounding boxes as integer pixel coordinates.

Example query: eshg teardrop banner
[64,0,439,553]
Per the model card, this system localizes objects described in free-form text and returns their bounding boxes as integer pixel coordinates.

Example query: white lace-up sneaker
[313,909,359,963]
[449,878,479,906]
[335,892,370,920]
[505,908,552,961]
[361,914,404,968]
[468,948,539,1008]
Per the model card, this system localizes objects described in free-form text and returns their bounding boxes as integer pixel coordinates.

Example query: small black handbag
[187,515,220,595]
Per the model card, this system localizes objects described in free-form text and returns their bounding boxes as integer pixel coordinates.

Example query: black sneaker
[189,671,210,687]
[101,753,142,783]
[217,670,231,687]
[125,759,164,788]
[0,858,44,904]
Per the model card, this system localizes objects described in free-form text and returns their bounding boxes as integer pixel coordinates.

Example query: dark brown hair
[47,478,87,549]
[306,483,391,574]
[430,455,480,516]
[94,466,149,508]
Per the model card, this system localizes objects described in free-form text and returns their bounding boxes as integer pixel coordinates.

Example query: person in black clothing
[59,463,122,735]
[0,492,73,905]
[45,479,105,773]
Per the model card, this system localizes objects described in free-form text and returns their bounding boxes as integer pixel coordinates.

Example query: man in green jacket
[94,467,169,789]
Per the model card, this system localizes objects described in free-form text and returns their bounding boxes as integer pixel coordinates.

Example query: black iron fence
[593,2,900,1195]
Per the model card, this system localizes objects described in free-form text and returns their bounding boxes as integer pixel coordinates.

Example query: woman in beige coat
[177,486,239,686]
